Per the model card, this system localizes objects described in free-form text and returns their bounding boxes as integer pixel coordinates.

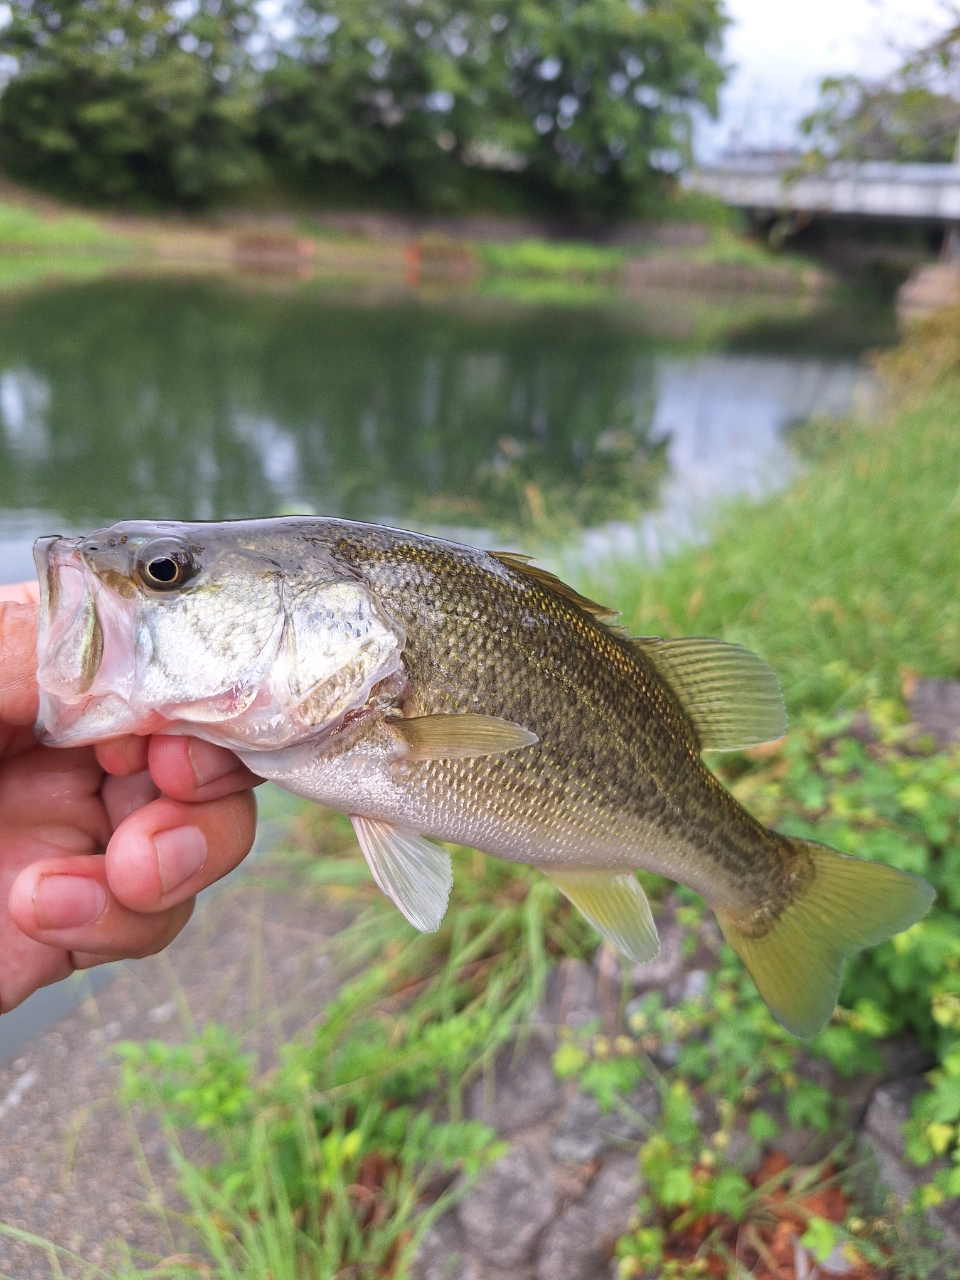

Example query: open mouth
[35,536,103,697]
[33,535,150,747]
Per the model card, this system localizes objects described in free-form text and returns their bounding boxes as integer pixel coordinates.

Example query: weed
[109,830,596,1275]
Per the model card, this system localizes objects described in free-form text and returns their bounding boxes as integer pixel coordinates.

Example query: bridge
[684,155,960,224]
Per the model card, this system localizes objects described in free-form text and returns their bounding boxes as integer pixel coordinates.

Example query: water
[0,272,889,1057]
[0,275,885,584]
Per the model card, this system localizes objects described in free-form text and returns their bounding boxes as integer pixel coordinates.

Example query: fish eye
[135,540,199,593]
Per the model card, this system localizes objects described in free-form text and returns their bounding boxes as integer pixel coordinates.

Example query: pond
[0,273,892,587]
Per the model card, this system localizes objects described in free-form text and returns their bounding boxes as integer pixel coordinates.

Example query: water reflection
[571,356,874,571]
[0,277,876,581]
[0,278,672,534]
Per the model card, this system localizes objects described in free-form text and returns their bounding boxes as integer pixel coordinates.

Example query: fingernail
[34,876,107,931]
[188,739,239,789]
[155,826,208,895]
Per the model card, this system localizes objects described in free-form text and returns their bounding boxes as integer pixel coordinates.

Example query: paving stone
[535,1155,642,1280]
[551,1082,660,1164]
[467,1039,564,1136]
[411,1211,479,1280]
[588,1154,644,1238]
[458,1144,558,1269]
[535,1204,600,1280]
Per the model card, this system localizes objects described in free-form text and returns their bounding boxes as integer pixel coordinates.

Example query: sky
[697,0,955,159]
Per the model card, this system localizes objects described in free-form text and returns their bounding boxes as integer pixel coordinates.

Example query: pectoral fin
[351,816,453,933]
[394,713,538,761]
[633,636,786,751]
[548,868,659,964]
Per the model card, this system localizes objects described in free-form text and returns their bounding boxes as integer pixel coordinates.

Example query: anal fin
[548,868,659,964]
[351,816,453,933]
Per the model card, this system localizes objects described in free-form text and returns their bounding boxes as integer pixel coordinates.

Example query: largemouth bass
[33,518,934,1037]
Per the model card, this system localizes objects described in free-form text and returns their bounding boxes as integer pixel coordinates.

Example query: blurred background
[0,0,956,588]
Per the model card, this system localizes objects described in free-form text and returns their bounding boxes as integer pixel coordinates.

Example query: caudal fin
[714,839,935,1038]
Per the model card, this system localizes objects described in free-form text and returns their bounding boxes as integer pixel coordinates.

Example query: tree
[803,7,960,164]
[480,0,726,214]
[0,0,727,212]
[0,0,266,205]
[260,0,728,215]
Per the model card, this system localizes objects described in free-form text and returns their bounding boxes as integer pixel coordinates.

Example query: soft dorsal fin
[351,816,452,933]
[547,868,659,964]
[489,552,622,623]
[633,636,786,751]
[393,713,538,761]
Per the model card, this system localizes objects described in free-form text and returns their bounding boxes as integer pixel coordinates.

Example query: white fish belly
[238,737,724,902]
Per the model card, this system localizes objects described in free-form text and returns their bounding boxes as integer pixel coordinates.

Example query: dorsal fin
[488,551,621,623]
[632,636,787,751]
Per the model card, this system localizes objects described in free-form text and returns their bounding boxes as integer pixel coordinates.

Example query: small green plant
[110,826,597,1276]
[711,707,960,1195]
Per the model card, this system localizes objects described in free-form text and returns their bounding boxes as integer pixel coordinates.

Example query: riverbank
[580,316,960,717]
[0,182,826,304]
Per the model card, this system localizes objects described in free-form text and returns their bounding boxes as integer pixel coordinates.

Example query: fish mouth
[33,535,150,746]
[35,536,103,696]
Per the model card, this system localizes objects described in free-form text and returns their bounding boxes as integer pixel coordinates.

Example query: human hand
[0,582,261,1013]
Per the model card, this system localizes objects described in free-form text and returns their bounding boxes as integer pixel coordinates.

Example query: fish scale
[329,527,779,891]
[32,516,936,1037]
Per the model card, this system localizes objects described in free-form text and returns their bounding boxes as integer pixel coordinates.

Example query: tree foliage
[802,7,960,164]
[261,0,727,214]
[0,0,727,213]
[0,0,266,205]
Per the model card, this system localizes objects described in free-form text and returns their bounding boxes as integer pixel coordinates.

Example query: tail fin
[714,839,935,1038]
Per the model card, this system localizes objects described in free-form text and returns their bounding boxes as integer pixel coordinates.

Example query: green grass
[0,200,128,250]
[477,226,815,284]
[0,199,138,296]
[578,378,960,715]
[478,238,628,281]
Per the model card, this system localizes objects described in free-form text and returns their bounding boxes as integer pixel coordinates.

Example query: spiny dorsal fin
[489,552,622,623]
[351,816,452,932]
[633,636,786,751]
[547,868,659,964]
[393,713,538,761]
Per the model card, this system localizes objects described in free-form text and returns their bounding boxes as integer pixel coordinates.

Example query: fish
[33,517,934,1038]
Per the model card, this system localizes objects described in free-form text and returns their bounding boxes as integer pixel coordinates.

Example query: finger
[0,601,39,728]
[95,736,150,778]
[0,744,110,847]
[101,769,161,829]
[148,736,262,803]
[105,789,257,913]
[8,855,195,960]
[0,581,40,605]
